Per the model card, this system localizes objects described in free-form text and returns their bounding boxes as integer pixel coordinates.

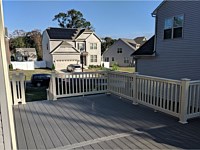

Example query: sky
[3,0,162,39]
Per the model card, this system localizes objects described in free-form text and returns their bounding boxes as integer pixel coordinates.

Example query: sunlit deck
[14,94,200,150]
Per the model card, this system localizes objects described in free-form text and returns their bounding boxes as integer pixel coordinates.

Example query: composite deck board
[36,101,69,146]
[32,102,63,148]
[24,103,46,149]
[41,101,79,144]
[19,105,37,149]
[14,106,27,149]
[28,102,54,149]
[13,94,200,150]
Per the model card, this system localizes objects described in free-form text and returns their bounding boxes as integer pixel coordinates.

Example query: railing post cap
[181,78,191,81]
[134,72,139,75]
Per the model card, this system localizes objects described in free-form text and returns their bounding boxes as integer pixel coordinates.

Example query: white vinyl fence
[11,61,34,70]
[47,71,200,123]
[10,73,26,105]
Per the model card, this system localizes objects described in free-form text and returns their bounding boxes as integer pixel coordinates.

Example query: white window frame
[90,43,97,50]
[117,48,122,53]
[164,14,184,40]
[90,55,97,62]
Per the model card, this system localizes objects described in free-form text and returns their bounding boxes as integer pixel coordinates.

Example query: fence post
[179,78,190,124]
[132,72,139,105]
[19,73,26,104]
[51,72,57,100]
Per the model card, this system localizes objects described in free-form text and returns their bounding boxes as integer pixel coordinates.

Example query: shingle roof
[131,35,155,56]
[46,27,93,40]
[46,27,79,40]
[120,38,137,50]
[134,36,147,46]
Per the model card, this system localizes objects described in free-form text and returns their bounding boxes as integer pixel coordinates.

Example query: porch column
[0,1,17,149]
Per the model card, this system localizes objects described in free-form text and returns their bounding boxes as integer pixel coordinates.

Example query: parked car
[67,64,82,72]
[31,74,51,87]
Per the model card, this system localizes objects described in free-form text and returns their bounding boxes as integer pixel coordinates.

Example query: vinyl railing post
[106,71,111,94]
[179,78,190,124]
[132,72,139,105]
[12,74,18,105]
[19,73,26,104]
[51,72,57,100]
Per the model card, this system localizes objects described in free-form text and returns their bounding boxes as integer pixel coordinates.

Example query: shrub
[111,63,119,71]
[9,64,13,70]
[51,64,55,70]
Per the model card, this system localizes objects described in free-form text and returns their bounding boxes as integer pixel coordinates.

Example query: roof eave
[152,0,166,17]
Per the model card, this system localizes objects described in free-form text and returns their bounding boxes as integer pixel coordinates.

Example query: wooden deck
[13,94,200,150]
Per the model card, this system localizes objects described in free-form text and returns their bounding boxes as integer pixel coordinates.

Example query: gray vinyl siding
[103,40,135,67]
[137,1,200,80]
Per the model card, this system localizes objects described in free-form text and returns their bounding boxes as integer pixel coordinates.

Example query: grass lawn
[9,68,53,81]
[85,67,135,73]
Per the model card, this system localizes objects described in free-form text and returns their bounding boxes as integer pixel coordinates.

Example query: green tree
[26,30,43,60]
[101,37,116,54]
[53,9,94,30]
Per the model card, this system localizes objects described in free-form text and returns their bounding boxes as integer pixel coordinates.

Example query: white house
[42,27,101,70]
[15,48,37,61]
[102,37,146,67]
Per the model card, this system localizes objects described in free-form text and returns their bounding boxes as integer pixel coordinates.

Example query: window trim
[90,55,97,62]
[163,14,184,40]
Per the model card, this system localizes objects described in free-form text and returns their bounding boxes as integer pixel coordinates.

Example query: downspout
[151,13,157,54]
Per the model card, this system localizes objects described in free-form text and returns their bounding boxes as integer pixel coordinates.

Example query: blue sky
[3,0,162,39]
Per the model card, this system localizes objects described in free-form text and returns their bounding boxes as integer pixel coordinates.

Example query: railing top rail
[54,71,107,76]
[137,74,181,84]
[107,71,135,77]
[189,80,200,85]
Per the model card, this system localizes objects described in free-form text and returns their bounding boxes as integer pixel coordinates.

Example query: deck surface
[13,94,200,150]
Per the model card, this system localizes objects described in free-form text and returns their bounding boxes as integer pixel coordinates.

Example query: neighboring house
[15,48,37,61]
[42,27,101,70]
[134,36,147,47]
[102,38,146,67]
[132,0,200,80]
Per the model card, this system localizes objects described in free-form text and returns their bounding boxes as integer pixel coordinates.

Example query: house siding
[42,31,53,68]
[86,34,101,66]
[103,39,135,67]
[137,1,200,80]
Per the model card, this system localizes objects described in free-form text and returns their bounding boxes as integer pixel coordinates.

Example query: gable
[103,39,136,56]
[50,41,79,54]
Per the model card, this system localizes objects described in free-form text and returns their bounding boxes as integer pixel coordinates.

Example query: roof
[152,0,166,16]
[120,38,137,50]
[131,35,155,56]
[134,36,147,46]
[50,41,79,54]
[46,27,94,40]
[16,48,36,53]
[46,27,79,40]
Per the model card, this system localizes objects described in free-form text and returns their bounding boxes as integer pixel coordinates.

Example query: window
[78,43,85,51]
[164,15,184,39]
[112,57,114,61]
[90,55,97,62]
[124,57,129,63]
[117,48,122,53]
[46,43,49,50]
[105,57,109,62]
[90,43,97,49]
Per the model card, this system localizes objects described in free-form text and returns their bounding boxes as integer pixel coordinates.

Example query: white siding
[86,34,101,66]
[42,31,53,68]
